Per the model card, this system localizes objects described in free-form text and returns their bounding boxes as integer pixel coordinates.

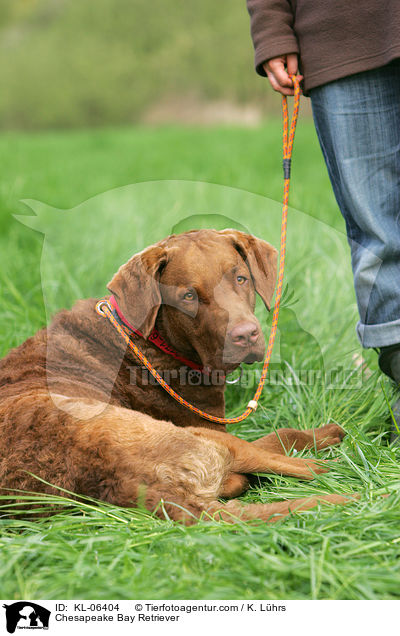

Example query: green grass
[0,121,399,600]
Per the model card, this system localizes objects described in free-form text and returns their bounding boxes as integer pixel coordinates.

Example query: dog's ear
[107,245,168,338]
[220,229,278,310]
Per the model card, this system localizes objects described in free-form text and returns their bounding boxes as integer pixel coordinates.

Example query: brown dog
[0,229,352,523]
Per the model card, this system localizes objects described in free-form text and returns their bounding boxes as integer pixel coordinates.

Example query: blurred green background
[0,0,293,130]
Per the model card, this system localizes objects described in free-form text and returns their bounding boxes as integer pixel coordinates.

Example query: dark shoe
[378,344,400,382]
[378,345,400,444]
[391,399,400,445]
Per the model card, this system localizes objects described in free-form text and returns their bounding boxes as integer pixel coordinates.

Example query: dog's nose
[229,322,260,347]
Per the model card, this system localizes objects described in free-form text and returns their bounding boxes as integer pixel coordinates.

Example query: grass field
[0,120,399,600]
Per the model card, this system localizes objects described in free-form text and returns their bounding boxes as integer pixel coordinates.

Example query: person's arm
[246,0,302,95]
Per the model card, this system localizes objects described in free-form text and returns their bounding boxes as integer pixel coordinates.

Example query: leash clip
[95,300,111,317]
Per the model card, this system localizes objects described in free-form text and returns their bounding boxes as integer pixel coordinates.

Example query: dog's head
[107,229,277,372]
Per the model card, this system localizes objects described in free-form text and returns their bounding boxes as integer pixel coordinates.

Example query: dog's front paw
[303,458,331,476]
[314,423,346,448]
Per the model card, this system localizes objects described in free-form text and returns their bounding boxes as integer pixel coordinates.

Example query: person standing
[246,1,400,441]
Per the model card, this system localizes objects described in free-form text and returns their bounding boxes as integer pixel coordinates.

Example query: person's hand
[263,53,303,95]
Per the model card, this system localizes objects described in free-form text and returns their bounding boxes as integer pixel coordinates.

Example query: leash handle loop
[96,76,301,425]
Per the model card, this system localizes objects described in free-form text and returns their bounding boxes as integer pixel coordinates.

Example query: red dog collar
[109,295,205,374]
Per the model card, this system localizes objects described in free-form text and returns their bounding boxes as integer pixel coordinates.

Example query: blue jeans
[310,61,400,348]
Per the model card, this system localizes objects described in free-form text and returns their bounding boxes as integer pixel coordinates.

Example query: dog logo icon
[3,602,50,634]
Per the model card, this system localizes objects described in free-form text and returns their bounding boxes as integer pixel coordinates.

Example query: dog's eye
[236,275,247,285]
[183,291,195,301]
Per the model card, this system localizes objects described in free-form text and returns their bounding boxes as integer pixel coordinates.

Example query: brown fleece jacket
[247,0,400,91]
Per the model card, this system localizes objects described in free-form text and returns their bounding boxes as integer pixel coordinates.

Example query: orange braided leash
[96,76,301,424]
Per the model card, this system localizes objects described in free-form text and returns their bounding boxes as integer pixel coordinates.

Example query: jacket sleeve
[246,0,298,75]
